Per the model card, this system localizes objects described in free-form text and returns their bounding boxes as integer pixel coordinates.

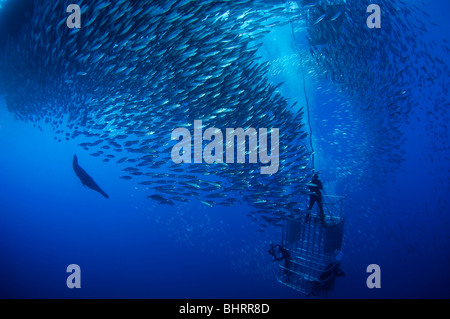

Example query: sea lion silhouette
[72,154,109,199]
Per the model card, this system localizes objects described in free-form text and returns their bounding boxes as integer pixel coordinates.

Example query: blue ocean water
[0,0,449,299]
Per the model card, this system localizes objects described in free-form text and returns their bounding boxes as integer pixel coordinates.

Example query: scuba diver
[274,246,291,263]
[308,172,325,225]
[311,261,345,297]
[268,243,292,281]
[268,243,278,261]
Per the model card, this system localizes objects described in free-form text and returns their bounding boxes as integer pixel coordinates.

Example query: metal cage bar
[277,196,344,296]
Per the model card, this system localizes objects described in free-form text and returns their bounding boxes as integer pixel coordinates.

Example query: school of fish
[0,0,448,228]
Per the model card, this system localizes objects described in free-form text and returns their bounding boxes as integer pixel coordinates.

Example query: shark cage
[276,195,345,297]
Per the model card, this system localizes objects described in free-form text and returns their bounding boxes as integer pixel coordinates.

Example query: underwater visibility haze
[0,0,449,298]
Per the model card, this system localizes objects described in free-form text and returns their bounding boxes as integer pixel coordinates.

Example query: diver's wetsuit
[275,246,292,279]
[308,175,324,223]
